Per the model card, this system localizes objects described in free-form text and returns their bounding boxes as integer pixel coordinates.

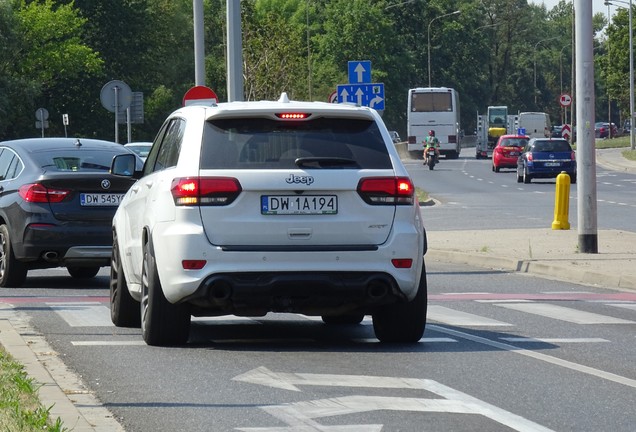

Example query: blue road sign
[348,60,372,84]
[337,83,385,111]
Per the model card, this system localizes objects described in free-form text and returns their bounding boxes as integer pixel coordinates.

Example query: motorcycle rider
[423,130,440,165]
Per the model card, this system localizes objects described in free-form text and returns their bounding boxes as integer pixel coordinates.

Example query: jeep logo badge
[285,174,314,185]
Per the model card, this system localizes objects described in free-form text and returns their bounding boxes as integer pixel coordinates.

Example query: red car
[492,134,529,172]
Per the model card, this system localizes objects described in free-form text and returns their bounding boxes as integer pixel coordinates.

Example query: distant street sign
[100,80,132,113]
[183,85,218,106]
[348,60,371,84]
[560,93,572,107]
[336,83,385,110]
[328,91,337,104]
[35,108,49,122]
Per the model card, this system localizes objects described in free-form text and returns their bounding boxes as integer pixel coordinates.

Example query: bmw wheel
[110,230,140,327]
[372,264,427,343]
[0,224,27,288]
[67,266,100,279]
[322,313,365,325]
[141,237,190,346]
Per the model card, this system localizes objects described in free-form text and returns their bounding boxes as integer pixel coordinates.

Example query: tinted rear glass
[500,138,528,147]
[532,140,571,152]
[200,117,392,169]
[31,148,133,172]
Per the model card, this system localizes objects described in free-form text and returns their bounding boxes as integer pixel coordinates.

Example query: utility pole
[575,0,598,253]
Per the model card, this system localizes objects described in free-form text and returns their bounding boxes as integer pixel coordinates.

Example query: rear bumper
[16,223,111,267]
[183,271,405,316]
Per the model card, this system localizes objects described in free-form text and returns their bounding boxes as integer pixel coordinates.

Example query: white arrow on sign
[233,367,555,432]
[355,88,364,105]
[354,63,367,83]
[339,88,350,101]
[370,95,384,108]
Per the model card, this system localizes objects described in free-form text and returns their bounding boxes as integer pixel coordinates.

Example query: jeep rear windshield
[200,117,392,169]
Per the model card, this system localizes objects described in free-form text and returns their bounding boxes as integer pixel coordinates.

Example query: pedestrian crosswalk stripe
[500,337,610,343]
[48,303,112,327]
[427,305,513,327]
[495,303,636,324]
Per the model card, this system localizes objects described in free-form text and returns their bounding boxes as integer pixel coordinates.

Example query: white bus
[407,87,461,159]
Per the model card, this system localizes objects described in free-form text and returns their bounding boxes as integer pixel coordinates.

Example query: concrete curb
[428,249,636,291]
[0,317,125,432]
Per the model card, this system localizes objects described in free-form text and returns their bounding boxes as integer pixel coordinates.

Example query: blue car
[516,138,576,184]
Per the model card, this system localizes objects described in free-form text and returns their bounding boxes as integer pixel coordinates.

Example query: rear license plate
[80,193,125,206]
[261,195,337,215]
[509,151,519,156]
[544,162,560,167]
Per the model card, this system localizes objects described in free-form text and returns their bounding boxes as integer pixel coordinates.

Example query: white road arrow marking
[233,367,555,432]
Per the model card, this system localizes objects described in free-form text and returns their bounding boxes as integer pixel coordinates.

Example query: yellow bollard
[552,171,571,230]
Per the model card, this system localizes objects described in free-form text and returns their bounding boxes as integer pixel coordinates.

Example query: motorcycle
[425,147,437,170]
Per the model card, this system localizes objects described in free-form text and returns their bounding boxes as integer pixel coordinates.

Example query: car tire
[372,264,427,343]
[322,313,365,325]
[141,238,190,346]
[110,231,140,328]
[516,168,523,183]
[0,224,27,288]
[570,173,577,184]
[523,167,532,184]
[67,266,100,279]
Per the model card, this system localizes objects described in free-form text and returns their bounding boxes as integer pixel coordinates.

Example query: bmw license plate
[80,193,125,206]
[261,195,337,215]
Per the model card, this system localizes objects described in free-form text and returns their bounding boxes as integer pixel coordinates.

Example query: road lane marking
[48,303,113,327]
[494,302,636,324]
[234,367,556,432]
[430,324,636,389]
[500,337,610,343]
[428,305,513,326]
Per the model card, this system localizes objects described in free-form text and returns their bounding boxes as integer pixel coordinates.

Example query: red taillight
[571,151,576,160]
[18,184,69,203]
[391,258,413,268]
[527,153,534,162]
[171,177,242,206]
[357,177,414,205]
[182,260,206,270]
[275,113,310,120]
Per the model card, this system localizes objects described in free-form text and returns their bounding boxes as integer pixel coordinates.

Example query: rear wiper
[294,157,359,169]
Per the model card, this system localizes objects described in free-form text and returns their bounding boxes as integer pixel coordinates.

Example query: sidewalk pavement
[424,147,636,292]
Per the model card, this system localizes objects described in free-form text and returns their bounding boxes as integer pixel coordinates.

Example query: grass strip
[0,347,68,432]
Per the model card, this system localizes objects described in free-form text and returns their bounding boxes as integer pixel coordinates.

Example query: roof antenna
[278,92,290,103]
[74,139,82,147]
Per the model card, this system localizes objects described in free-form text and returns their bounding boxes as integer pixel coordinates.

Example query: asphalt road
[1,157,635,431]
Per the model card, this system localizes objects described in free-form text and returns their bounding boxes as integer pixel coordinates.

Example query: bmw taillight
[18,184,69,203]
[357,177,414,205]
[171,177,242,206]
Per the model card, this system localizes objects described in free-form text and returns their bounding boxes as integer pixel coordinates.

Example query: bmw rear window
[200,117,392,169]
[31,149,139,172]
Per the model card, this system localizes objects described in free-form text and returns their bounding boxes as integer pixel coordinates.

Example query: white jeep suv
[110,93,428,346]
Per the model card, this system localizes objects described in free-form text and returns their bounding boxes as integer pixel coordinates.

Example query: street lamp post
[428,10,460,87]
[605,0,634,149]
[534,36,559,106]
